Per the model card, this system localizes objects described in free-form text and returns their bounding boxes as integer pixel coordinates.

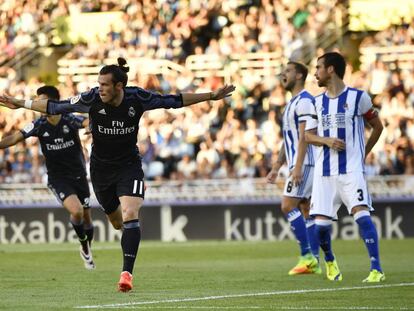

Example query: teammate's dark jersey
[21,114,87,178]
[47,87,183,168]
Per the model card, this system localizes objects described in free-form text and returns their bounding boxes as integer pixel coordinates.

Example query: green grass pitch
[0,239,413,310]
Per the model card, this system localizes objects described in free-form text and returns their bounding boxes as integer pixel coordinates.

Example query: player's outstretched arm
[0,132,25,149]
[0,95,48,113]
[182,84,235,107]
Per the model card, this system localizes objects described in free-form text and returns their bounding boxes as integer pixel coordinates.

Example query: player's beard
[284,80,295,91]
[102,92,117,105]
[317,77,327,87]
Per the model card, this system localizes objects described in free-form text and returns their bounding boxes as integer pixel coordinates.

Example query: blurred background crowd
[0,0,413,183]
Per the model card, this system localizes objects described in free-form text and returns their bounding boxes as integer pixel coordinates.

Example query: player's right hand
[210,84,236,100]
[326,137,346,151]
[266,169,279,184]
[290,166,303,186]
[0,95,19,109]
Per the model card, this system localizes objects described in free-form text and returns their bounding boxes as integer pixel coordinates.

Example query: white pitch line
[279,308,413,310]
[114,307,413,310]
[119,307,261,310]
[74,282,414,309]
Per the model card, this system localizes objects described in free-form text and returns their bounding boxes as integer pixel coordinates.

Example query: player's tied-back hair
[99,57,130,87]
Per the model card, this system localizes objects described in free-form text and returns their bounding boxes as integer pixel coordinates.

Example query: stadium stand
[0,0,413,187]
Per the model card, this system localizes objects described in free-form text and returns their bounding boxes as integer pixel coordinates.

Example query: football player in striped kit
[267,61,320,275]
[305,52,385,282]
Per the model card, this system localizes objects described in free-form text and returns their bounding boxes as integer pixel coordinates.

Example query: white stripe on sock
[314,219,332,226]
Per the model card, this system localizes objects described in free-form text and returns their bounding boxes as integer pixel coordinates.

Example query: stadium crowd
[0,0,413,183]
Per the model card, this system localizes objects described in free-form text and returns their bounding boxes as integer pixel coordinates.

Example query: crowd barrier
[1,177,413,243]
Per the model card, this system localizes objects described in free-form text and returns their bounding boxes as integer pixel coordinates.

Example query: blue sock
[286,208,310,256]
[355,213,382,272]
[306,218,319,260]
[315,221,334,262]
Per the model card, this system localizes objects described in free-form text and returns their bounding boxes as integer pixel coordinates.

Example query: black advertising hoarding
[0,202,412,244]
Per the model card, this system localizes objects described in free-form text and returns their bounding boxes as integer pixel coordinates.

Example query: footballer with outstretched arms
[0,57,235,292]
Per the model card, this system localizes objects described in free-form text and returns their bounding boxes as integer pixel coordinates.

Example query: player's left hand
[0,94,20,109]
[325,137,346,151]
[290,166,303,186]
[210,84,236,100]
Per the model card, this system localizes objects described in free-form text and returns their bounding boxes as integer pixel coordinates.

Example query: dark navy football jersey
[21,114,87,178]
[47,87,183,167]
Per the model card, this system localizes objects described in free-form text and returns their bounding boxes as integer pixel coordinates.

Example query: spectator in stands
[1,0,413,182]
[177,154,197,180]
[365,153,381,176]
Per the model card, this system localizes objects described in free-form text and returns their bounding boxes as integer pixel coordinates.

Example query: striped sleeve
[358,91,373,115]
[304,101,318,131]
[296,98,316,123]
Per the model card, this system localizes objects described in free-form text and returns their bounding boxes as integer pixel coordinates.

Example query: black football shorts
[90,161,145,214]
[47,175,91,208]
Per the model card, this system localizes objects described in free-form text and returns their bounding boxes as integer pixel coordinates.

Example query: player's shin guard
[287,208,311,256]
[121,219,141,274]
[306,218,319,260]
[315,219,334,262]
[354,211,382,272]
[71,218,86,239]
[70,218,88,253]
[84,223,94,245]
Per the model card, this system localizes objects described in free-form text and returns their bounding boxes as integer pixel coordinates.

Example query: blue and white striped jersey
[306,87,372,176]
[282,90,316,171]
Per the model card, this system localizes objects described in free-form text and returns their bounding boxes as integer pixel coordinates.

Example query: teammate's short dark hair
[318,52,346,79]
[37,85,60,100]
[287,61,308,82]
[99,57,129,87]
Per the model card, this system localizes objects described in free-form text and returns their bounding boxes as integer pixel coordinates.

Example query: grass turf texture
[0,239,413,310]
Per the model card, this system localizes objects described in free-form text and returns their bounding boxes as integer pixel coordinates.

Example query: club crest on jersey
[23,122,34,133]
[70,95,81,105]
[128,107,136,117]
[343,103,349,109]
[63,125,70,134]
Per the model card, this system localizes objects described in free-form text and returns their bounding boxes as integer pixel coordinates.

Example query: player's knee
[107,217,123,230]
[351,205,369,215]
[281,202,296,214]
[71,210,83,222]
[121,205,140,220]
[281,205,290,214]
[112,221,123,230]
